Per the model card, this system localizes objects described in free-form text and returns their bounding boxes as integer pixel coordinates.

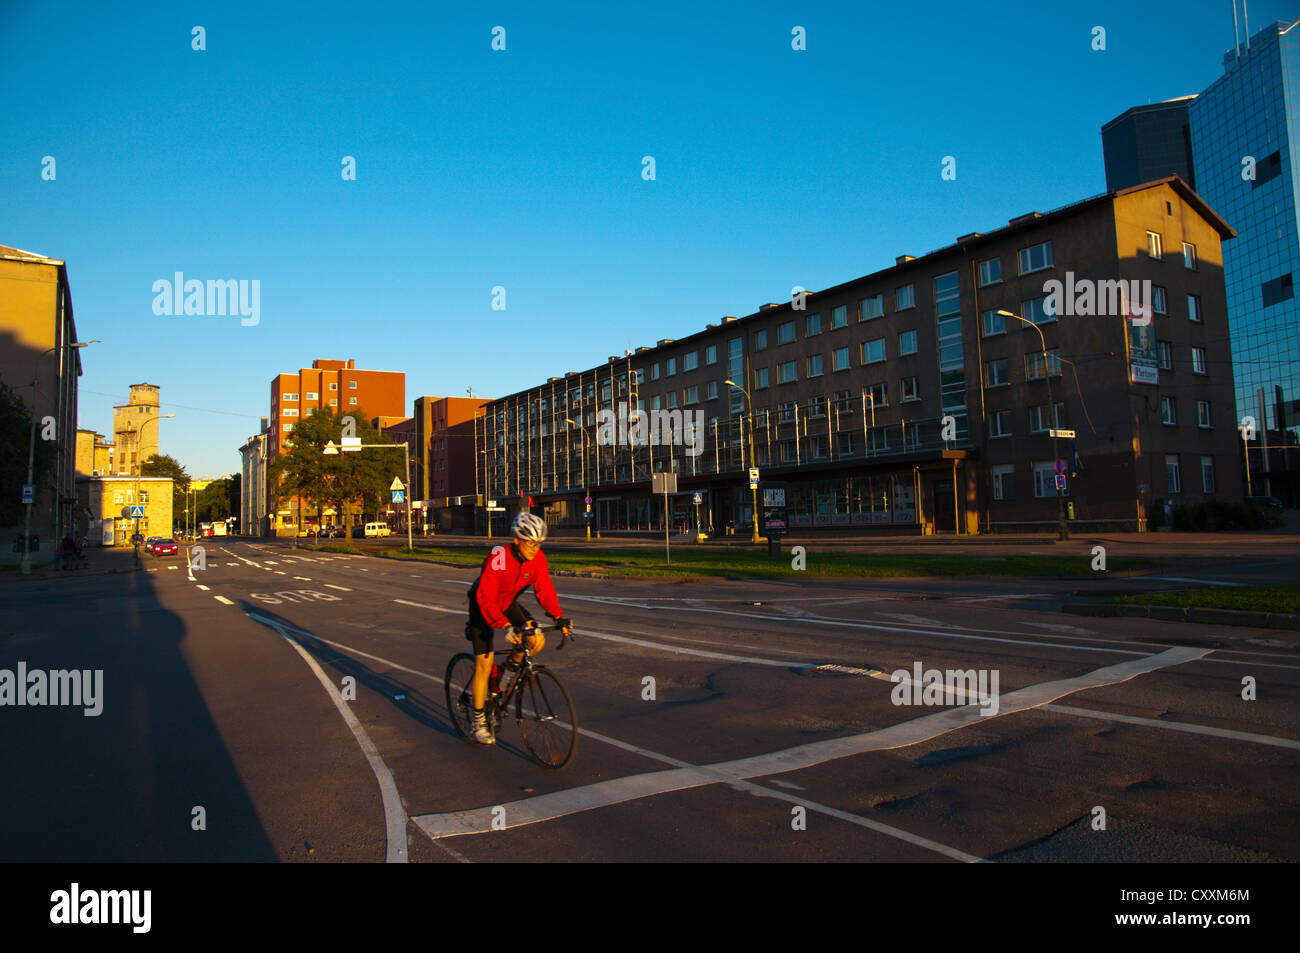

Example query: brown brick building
[477,178,1240,535]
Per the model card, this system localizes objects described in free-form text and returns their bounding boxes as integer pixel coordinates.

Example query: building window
[989,409,1012,438]
[1197,400,1212,428]
[1182,242,1197,270]
[833,390,852,414]
[840,433,857,456]
[1029,402,1064,433]
[1023,295,1055,325]
[860,294,884,321]
[706,345,717,365]
[1153,286,1168,315]
[666,391,677,409]
[778,361,797,384]
[992,464,1015,500]
[283,408,299,417]
[809,436,828,459]
[1033,462,1065,498]
[778,321,796,344]
[810,395,826,418]
[328,399,337,407]
[981,310,1005,337]
[1192,347,1206,374]
[114,491,124,505]
[707,380,718,400]
[283,393,298,402]
[833,347,851,372]
[868,429,889,453]
[1262,273,1294,307]
[1201,456,1216,493]
[901,377,919,402]
[863,338,886,364]
[867,382,888,407]
[1018,241,1053,275]
[651,395,661,411]
[754,330,768,351]
[635,369,645,385]
[1157,340,1173,370]
[683,352,698,371]
[284,423,295,432]
[138,490,149,504]
[899,329,917,355]
[806,313,821,335]
[780,441,797,462]
[666,357,677,376]
[831,305,848,329]
[305,391,318,400]
[329,382,338,391]
[1024,348,1061,380]
[349,397,358,405]
[348,381,357,389]
[779,402,797,423]
[651,363,660,381]
[807,354,824,377]
[896,284,915,310]
[985,358,1010,387]
[1166,455,1181,494]
[755,368,770,389]
[979,258,1002,286]
[1161,396,1177,425]
[1187,294,1202,322]
[684,386,698,404]
[1147,231,1163,260]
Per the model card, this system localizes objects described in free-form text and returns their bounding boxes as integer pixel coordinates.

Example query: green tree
[0,373,57,529]
[269,408,402,531]
[141,453,191,522]
[196,479,233,523]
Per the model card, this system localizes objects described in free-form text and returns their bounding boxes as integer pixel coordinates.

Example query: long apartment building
[477,177,1241,534]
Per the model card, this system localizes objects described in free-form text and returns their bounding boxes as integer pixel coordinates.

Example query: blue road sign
[129,505,146,518]
[21,484,33,504]
[692,492,702,504]
[392,490,405,504]
[1054,459,1067,474]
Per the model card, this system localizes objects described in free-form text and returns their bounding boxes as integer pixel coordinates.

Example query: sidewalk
[0,546,144,583]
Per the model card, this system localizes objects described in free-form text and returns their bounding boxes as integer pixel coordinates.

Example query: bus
[200,523,214,538]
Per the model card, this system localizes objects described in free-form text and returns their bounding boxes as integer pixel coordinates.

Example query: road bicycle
[445,621,577,769]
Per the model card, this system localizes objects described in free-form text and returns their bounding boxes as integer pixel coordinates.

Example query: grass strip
[1101,583,1300,614]
[378,545,1163,578]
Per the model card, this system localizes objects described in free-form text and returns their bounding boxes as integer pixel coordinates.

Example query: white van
[364,522,391,538]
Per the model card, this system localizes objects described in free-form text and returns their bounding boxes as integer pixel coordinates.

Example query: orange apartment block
[268,359,405,533]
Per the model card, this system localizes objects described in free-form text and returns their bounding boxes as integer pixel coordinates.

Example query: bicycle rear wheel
[444,653,477,739]
[515,666,577,769]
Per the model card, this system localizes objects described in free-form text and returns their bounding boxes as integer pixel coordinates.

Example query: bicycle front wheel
[444,653,477,740]
[515,666,578,769]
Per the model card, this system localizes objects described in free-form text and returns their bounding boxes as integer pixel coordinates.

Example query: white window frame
[991,463,1015,500]
[978,258,1002,286]
[1018,241,1053,275]
[899,329,917,356]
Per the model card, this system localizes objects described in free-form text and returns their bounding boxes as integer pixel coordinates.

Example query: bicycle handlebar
[510,619,573,651]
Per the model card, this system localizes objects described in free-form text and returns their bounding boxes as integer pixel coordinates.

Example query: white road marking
[219,547,261,569]
[275,571,287,575]
[294,576,312,581]
[1042,704,1300,750]
[1024,622,1095,636]
[226,562,239,567]
[325,584,352,592]
[246,613,407,863]
[877,612,944,627]
[196,585,210,591]
[167,565,178,570]
[415,647,1210,840]
[257,617,975,862]
[1147,576,1243,588]
[264,561,278,565]
[214,596,234,605]
[954,593,1049,603]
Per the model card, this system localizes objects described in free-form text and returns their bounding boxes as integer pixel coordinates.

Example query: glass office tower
[1189,19,1300,502]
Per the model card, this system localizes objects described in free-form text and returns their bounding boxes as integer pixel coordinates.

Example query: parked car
[1245,496,1285,512]
[364,522,391,538]
[152,538,178,556]
[144,536,161,553]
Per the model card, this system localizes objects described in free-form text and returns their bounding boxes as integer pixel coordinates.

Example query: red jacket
[471,544,562,629]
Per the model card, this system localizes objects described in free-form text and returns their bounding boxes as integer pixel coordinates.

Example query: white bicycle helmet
[512,511,547,542]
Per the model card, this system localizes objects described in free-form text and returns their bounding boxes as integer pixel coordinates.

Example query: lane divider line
[246,612,408,863]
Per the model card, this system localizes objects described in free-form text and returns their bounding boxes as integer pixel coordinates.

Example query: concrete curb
[1064,602,1300,630]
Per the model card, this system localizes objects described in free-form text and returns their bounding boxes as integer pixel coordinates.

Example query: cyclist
[464,511,572,745]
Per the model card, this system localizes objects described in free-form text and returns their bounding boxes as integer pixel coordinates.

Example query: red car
[152,538,179,556]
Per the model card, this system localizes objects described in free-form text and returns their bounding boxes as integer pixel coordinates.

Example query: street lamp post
[724,380,761,544]
[131,413,176,561]
[566,418,593,541]
[20,340,99,574]
[998,309,1068,541]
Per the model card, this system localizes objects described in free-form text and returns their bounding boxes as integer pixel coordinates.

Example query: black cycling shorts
[465,597,533,656]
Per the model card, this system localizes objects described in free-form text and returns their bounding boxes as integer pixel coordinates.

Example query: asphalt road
[2,539,1297,863]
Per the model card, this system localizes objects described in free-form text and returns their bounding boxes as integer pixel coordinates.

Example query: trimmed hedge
[1172,500,1284,531]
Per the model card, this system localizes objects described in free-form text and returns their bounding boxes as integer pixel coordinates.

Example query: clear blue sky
[2,0,1288,478]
